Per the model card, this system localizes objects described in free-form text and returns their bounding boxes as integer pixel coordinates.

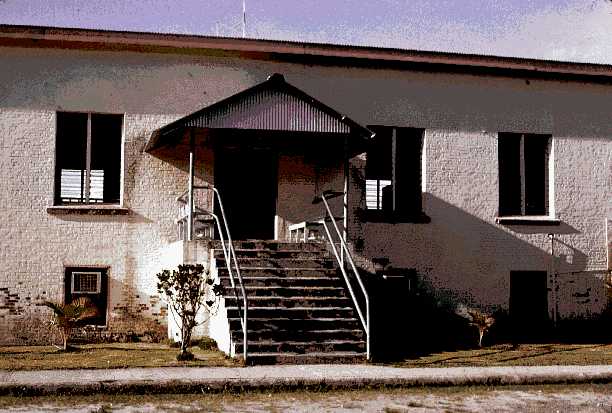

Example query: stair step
[235,339,366,354]
[218,268,339,278]
[214,249,329,259]
[229,317,361,330]
[243,351,366,365]
[224,296,351,308]
[213,241,325,252]
[227,306,354,310]
[220,276,343,288]
[216,257,335,269]
[226,307,355,319]
[240,286,346,297]
[231,328,364,341]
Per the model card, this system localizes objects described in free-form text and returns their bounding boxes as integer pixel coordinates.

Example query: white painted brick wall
[0,45,610,341]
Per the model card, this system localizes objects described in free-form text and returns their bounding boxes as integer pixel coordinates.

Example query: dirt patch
[1,385,611,412]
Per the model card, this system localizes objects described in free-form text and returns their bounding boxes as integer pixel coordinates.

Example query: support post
[391,128,397,212]
[187,130,195,242]
[342,136,349,266]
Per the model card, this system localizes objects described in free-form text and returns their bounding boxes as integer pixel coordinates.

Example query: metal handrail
[319,192,370,360]
[210,186,248,362]
[176,185,248,362]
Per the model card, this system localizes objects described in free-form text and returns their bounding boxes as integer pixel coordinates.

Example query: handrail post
[342,136,349,267]
[187,130,195,241]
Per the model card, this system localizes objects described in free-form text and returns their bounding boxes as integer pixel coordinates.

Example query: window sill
[360,209,431,224]
[495,216,561,226]
[47,205,130,216]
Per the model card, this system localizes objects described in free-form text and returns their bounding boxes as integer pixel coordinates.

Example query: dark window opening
[365,126,424,220]
[498,132,550,216]
[55,112,122,205]
[64,267,108,326]
[365,126,392,211]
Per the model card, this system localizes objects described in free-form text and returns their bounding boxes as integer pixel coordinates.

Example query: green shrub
[156,264,221,360]
[196,337,218,351]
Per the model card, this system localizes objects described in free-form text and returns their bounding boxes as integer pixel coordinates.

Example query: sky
[0,0,611,64]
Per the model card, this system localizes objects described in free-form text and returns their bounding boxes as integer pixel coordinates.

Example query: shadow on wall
[362,193,608,358]
[49,211,152,225]
[363,193,591,309]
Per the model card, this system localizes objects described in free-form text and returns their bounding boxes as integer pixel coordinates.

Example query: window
[365,126,424,220]
[55,112,122,205]
[498,133,551,217]
[64,267,108,326]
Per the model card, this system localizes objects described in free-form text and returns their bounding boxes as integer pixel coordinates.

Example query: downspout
[548,233,557,328]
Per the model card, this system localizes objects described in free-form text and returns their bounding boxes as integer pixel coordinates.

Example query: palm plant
[43,297,100,351]
[466,308,495,348]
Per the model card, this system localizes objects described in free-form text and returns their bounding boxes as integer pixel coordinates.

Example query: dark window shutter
[366,126,392,180]
[55,112,88,203]
[91,114,122,204]
[394,128,423,216]
[498,133,522,216]
[524,134,549,215]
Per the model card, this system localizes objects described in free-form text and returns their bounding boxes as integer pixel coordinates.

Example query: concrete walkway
[1,365,612,396]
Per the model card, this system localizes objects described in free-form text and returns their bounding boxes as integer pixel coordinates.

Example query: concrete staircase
[213,241,366,364]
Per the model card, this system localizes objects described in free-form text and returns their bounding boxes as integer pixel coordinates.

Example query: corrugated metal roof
[185,84,350,133]
[145,73,372,152]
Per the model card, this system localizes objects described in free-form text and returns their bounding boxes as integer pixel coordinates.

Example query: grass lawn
[0,343,237,371]
[2,343,611,371]
[389,343,612,368]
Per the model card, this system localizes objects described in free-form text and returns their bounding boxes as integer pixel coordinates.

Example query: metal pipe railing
[319,192,370,360]
[210,186,248,362]
[321,220,366,329]
[176,185,248,362]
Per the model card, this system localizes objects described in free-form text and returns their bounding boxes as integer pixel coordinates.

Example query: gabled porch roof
[144,73,374,152]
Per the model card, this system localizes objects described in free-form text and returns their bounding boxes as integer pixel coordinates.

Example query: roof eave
[1,24,612,79]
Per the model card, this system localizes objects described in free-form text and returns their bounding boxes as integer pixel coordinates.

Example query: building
[0,25,610,360]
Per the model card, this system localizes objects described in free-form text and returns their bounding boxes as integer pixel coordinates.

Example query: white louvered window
[55,113,122,204]
[365,179,391,210]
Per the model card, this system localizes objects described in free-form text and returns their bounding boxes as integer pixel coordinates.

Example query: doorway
[214,147,278,240]
[509,270,550,341]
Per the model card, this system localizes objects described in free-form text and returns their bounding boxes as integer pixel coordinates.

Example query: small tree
[466,308,495,348]
[43,296,100,351]
[156,264,221,360]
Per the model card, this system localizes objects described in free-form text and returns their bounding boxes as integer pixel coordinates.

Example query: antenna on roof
[242,0,247,38]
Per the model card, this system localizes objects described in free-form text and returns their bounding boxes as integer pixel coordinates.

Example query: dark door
[509,271,550,341]
[214,147,277,240]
